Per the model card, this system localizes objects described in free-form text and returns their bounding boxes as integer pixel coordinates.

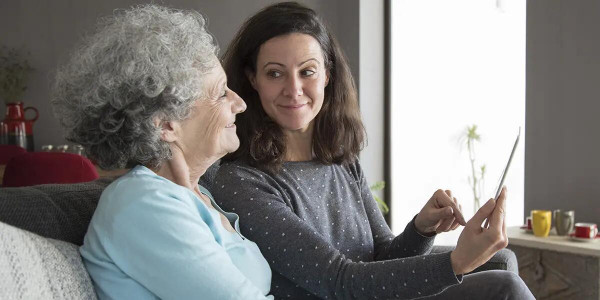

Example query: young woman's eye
[301,69,316,77]
[267,70,282,78]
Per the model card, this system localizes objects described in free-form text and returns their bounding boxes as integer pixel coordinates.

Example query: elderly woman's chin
[221,129,241,154]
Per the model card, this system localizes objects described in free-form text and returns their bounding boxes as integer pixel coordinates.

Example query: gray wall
[0,0,359,151]
[526,0,600,225]
[358,0,385,214]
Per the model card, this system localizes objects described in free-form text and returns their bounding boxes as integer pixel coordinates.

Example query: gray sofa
[0,164,516,299]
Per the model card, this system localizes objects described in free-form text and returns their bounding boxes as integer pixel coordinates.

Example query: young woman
[213,2,533,299]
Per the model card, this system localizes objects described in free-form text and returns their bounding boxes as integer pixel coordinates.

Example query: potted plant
[460,125,486,214]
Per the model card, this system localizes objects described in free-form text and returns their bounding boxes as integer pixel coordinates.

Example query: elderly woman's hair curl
[51,5,218,170]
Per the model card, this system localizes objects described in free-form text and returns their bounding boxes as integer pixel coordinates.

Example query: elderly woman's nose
[283,74,303,98]
[232,92,247,113]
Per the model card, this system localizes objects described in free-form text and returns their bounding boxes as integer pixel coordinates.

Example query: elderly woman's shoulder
[105,166,185,199]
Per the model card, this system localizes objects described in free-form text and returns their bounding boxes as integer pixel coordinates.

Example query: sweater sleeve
[352,161,436,260]
[213,163,461,300]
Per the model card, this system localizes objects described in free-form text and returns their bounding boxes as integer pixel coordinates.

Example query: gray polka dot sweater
[213,160,461,299]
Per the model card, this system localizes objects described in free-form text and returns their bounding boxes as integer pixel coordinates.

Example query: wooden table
[507,226,600,300]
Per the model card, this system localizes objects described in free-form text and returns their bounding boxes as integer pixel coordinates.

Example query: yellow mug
[532,210,552,237]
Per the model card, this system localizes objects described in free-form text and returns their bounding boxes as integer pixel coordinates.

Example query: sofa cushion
[0,221,97,299]
[0,163,220,246]
[0,178,113,246]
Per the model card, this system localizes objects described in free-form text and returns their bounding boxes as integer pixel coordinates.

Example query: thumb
[468,198,496,227]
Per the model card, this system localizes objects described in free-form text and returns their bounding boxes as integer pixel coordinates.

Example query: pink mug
[574,223,598,239]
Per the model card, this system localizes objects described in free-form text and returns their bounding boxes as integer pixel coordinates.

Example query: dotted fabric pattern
[214,160,462,299]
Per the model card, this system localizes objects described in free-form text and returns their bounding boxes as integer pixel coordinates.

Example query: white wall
[526,0,600,226]
[0,0,360,151]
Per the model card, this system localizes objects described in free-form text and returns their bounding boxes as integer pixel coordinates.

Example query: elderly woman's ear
[154,117,178,143]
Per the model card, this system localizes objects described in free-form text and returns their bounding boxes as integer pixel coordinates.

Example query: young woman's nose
[282,74,303,98]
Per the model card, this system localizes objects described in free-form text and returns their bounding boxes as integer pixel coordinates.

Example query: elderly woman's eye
[267,70,282,78]
[220,90,227,99]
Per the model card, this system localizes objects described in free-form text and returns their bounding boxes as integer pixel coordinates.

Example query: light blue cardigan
[80,165,272,300]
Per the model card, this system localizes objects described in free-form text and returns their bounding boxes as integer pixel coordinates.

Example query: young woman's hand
[414,189,466,235]
[450,187,509,275]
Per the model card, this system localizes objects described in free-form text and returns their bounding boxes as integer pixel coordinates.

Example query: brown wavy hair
[221,1,365,173]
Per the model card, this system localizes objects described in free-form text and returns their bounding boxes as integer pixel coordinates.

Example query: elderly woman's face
[249,33,328,133]
[176,63,246,160]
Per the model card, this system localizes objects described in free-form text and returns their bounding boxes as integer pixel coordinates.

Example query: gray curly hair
[51,4,218,170]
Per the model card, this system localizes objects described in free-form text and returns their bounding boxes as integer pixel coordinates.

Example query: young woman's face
[249,33,329,133]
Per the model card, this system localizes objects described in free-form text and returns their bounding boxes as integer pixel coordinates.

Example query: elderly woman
[214,2,534,300]
[51,5,272,300]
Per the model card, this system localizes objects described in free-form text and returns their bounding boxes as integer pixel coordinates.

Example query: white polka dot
[221,185,225,188]
[233,191,237,195]
[282,233,285,236]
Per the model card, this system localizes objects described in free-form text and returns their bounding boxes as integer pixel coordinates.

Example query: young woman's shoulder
[216,160,271,181]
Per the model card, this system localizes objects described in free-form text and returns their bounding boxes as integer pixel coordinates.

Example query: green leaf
[369,181,385,191]
[373,195,389,214]
[369,181,388,214]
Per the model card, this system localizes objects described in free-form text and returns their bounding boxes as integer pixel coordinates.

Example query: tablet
[494,127,521,200]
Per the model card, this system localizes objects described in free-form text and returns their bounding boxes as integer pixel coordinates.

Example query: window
[389,0,525,245]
